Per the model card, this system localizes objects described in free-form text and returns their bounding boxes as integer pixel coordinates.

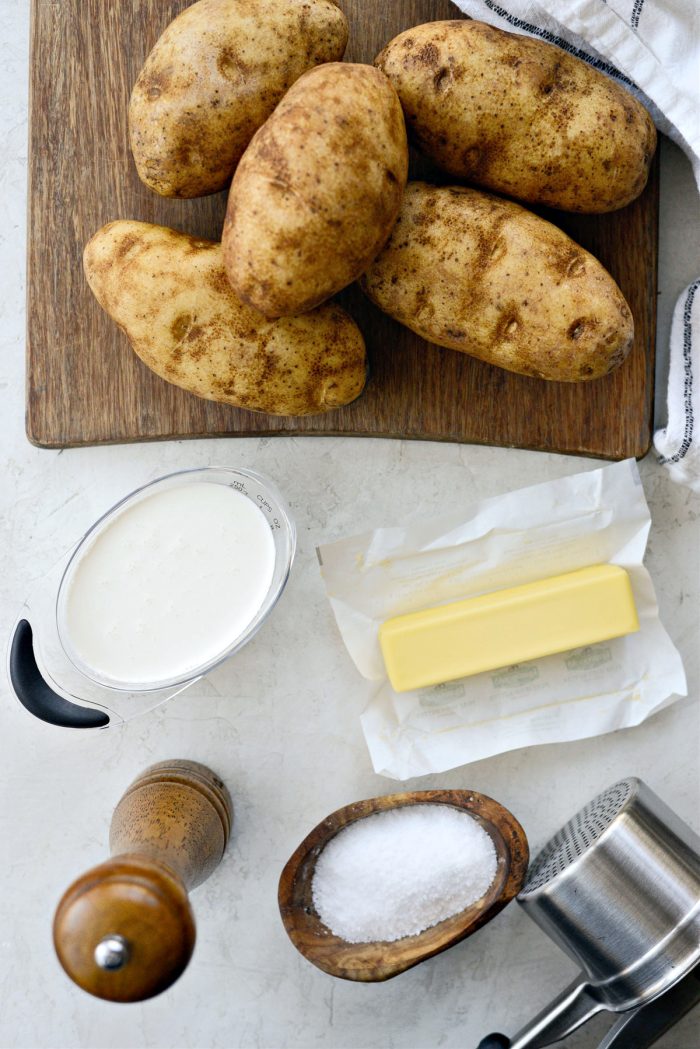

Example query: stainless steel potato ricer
[478,777,700,1049]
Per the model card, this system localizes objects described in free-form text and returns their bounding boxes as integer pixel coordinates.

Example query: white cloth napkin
[451,0,700,490]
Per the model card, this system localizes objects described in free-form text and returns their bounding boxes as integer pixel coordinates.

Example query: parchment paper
[318,461,687,780]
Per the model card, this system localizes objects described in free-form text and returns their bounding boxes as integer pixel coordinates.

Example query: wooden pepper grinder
[53,759,232,1002]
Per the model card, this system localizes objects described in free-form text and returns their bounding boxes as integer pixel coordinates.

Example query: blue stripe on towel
[481,0,638,88]
[658,280,699,463]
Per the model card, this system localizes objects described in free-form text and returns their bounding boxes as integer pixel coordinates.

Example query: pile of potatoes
[85,0,656,416]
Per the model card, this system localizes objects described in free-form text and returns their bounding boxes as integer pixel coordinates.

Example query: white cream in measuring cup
[61,482,276,687]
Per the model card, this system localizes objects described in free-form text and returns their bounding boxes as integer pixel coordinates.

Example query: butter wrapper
[317,460,686,780]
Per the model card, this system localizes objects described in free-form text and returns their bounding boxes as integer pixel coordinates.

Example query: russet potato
[360,183,634,382]
[223,63,408,317]
[129,0,348,198]
[376,20,656,214]
[84,221,367,416]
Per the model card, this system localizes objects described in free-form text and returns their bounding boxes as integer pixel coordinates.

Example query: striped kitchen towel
[451,0,700,490]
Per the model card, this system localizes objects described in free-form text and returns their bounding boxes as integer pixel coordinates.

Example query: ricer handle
[477,978,603,1049]
[8,618,109,728]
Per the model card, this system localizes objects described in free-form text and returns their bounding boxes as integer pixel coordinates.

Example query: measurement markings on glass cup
[257,494,281,529]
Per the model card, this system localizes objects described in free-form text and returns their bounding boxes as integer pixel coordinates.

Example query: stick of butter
[378,564,639,693]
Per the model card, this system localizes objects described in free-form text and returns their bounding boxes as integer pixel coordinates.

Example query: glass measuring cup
[8,467,295,729]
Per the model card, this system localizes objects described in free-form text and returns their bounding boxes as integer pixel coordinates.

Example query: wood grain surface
[109,759,233,889]
[27,0,658,455]
[53,760,232,1002]
[278,789,529,982]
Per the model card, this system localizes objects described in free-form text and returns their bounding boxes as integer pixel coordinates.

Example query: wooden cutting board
[27,0,658,455]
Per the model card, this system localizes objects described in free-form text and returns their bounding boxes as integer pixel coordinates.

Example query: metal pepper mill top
[53,759,232,1002]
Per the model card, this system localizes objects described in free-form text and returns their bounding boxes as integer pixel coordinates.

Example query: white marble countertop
[1,3,699,1047]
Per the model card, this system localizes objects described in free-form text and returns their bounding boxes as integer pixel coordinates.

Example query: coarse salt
[311,804,498,943]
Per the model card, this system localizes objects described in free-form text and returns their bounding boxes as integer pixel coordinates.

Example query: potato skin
[84,221,367,415]
[376,20,656,214]
[129,0,348,199]
[360,183,634,382]
[223,63,409,317]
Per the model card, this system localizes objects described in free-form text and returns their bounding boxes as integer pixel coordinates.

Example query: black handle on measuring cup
[477,1036,511,1049]
[9,619,109,729]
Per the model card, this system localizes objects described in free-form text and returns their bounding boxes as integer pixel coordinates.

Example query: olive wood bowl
[278,789,529,982]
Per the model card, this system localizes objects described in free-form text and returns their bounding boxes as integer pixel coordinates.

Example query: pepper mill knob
[94,934,130,970]
[53,760,232,1002]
